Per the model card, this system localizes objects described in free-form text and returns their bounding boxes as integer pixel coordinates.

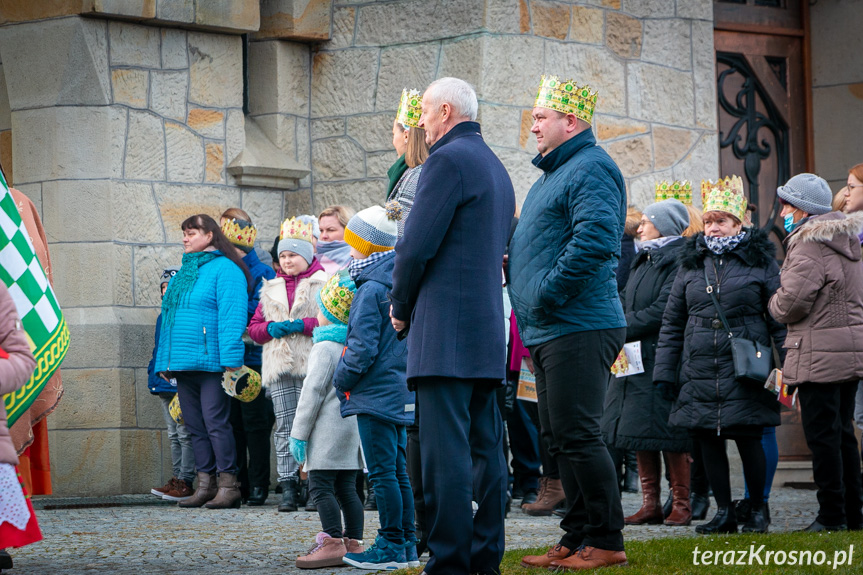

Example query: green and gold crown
[221,366,262,403]
[534,75,598,124]
[397,88,423,129]
[221,218,257,250]
[655,181,693,205]
[280,217,314,242]
[702,175,746,222]
[316,271,356,326]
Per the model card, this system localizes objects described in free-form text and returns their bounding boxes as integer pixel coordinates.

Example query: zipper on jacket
[708,259,722,436]
[203,326,208,355]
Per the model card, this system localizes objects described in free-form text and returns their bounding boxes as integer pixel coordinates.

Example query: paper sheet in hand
[610,342,645,378]
[516,358,537,403]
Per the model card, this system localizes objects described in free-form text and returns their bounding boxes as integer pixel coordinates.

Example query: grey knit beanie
[777,173,832,216]
[277,237,315,265]
[642,199,689,238]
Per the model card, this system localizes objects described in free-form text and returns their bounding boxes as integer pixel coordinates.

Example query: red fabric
[0,467,42,549]
[247,258,325,344]
[508,311,530,372]
[0,346,8,359]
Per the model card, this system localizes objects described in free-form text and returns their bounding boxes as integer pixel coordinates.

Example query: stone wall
[0,0,720,495]
[811,0,863,191]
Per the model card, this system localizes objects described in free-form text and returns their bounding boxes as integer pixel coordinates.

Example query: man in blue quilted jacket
[390,77,515,575]
[508,76,628,571]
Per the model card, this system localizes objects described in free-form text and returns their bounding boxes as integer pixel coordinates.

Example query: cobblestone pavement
[8,486,820,574]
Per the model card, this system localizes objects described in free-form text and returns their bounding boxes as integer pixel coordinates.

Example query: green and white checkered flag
[0,170,69,427]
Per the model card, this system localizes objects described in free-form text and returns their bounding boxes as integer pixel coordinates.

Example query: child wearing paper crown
[334,202,418,571]
[248,217,328,512]
[289,272,365,569]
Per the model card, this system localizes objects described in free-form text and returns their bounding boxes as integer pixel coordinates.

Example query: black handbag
[703,266,772,386]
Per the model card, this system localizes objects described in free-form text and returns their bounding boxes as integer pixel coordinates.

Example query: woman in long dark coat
[603,198,692,526]
[654,181,786,535]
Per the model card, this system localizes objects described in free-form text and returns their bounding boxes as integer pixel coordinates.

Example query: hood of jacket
[679,227,776,271]
[355,252,395,289]
[786,211,863,262]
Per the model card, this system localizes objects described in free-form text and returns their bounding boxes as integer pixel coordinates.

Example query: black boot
[691,492,711,521]
[0,549,13,570]
[247,485,268,506]
[734,499,752,523]
[364,479,377,511]
[297,477,309,507]
[278,479,298,512]
[695,505,738,534]
[662,490,673,518]
[623,450,639,493]
[742,502,770,533]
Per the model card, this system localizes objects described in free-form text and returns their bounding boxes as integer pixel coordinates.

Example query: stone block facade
[0,0,721,495]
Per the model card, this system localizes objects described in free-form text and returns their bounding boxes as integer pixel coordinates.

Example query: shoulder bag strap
[703,265,734,339]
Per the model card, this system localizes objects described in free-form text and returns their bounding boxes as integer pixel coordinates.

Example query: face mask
[784,211,799,233]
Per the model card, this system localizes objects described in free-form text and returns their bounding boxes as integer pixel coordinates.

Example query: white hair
[424,77,478,121]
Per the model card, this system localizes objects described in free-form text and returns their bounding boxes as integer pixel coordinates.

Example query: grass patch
[397,531,861,574]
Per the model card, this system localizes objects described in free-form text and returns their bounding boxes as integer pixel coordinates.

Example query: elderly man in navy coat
[390,77,515,575]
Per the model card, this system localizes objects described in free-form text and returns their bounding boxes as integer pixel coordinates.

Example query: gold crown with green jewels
[397,88,423,129]
[534,75,598,124]
[655,181,693,205]
[702,175,747,222]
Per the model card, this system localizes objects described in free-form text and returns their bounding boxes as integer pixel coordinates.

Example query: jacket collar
[429,121,482,154]
[532,128,596,174]
[680,228,776,270]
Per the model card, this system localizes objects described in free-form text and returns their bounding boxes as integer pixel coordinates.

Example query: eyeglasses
[848,183,863,192]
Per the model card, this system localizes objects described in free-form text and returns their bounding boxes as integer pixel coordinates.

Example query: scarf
[316,240,353,268]
[312,323,348,345]
[704,231,747,255]
[348,250,394,281]
[386,155,408,201]
[161,251,220,328]
[637,236,680,253]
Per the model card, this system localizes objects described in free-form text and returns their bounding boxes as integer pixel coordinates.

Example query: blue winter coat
[508,129,627,347]
[154,253,248,373]
[242,249,276,367]
[334,252,415,426]
[147,312,177,394]
[390,121,515,382]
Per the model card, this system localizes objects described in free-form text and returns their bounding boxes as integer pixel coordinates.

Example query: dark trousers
[507,396,542,493]
[310,469,364,540]
[416,377,507,575]
[229,366,275,496]
[697,434,765,508]
[407,395,426,548]
[523,398,559,479]
[529,328,626,552]
[175,371,237,475]
[690,439,709,495]
[356,415,414,545]
[798,381,863,527]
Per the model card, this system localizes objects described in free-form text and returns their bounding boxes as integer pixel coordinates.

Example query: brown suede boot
[520,543,574,568]
[663,452,692,526]
[523,478,565,517]
[178,472,217,508]
[522,477,547,509]
[204,472,242,509]
[624,451,663,525]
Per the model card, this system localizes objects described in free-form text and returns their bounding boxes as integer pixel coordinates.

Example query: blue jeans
[159,393,196,484]
[356,414,414,545]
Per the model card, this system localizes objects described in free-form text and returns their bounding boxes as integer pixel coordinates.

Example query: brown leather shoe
[204,472,242,509]
[178,472,217,508]
[523,478,566,517]
[521,544,574,568]
[624,451,663,525]
[162,478,194,502]
[549,546,628,571]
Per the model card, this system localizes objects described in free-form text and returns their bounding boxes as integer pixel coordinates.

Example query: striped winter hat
[344,201,402,257]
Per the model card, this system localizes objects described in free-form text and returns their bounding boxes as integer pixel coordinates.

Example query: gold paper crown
[280,217,314,242]
[221,218,257,249]
[318,272,356,325]
[397,89,423,129]
[534,75,598,124]
[655,181,693,205]
[221,366,262,403]
[702,175,747,222]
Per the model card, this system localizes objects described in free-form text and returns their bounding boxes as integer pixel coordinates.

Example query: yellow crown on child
[702,175,747,222]
[655,181,693,205]
[280,217,314,242]
[221,218,257,250]
[534,75,598,124]
[397,89,423,129]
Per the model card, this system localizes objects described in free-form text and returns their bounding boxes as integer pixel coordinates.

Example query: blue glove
[267,319,305,338]
[289,437,307,464]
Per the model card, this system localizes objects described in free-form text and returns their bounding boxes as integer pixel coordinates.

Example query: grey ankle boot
[178,472,217,508]
[204,472,242,509]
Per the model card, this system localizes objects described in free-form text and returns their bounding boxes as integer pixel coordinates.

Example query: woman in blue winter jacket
[155,214,251,510]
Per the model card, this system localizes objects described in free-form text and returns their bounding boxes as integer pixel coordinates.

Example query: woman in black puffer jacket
[654,188,786,536]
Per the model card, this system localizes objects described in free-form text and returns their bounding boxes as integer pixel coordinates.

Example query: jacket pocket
[782,336,801,381]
